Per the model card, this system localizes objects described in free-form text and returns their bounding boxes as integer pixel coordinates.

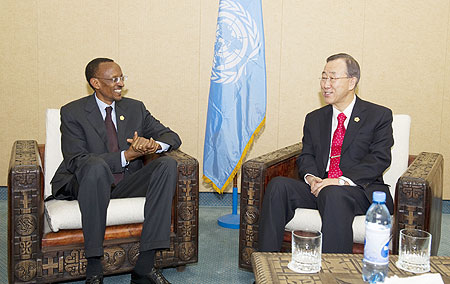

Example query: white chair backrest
[383,114,411,199]
[44,109,63,199]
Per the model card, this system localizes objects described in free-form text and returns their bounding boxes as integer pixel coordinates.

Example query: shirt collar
[332,95,356,122]
[94,92,116,112]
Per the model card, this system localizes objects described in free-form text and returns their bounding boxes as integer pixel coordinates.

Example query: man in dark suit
[51,58,181,284]
[258,53,394,253]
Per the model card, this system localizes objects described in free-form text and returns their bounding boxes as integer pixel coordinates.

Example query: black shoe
[130,268,171,284]
[85,274,103,284]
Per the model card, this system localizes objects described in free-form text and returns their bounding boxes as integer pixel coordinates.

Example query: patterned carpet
[1,190,449,283]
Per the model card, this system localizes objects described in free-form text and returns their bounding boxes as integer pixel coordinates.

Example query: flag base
[217,184,240,229]
[218,213,240,229]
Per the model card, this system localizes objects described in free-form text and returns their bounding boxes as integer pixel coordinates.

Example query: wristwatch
[338,178,346,185]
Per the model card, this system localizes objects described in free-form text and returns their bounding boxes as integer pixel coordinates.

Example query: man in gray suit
[51,58,181,284]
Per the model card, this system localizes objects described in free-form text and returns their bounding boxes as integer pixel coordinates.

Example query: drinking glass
[287,230,322,273]
[396,228,431,273]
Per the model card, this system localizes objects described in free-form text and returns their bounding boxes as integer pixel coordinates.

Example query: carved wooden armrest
[164,149,199,266]
[8,140,43,283]
[239,143,302,270]
[392,152,444,255]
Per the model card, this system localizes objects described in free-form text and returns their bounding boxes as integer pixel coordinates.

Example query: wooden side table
[252,252,450,283]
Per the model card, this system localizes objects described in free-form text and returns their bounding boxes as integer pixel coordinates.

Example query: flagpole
[217,175,240,229]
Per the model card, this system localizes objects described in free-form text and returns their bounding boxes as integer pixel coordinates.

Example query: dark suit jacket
[297,96,394,210]
[51,94,182,199]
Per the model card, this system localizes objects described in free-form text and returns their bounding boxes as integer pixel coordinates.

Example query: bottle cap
[372,191,386,203]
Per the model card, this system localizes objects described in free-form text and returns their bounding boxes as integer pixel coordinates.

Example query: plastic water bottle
[362,191,391,283]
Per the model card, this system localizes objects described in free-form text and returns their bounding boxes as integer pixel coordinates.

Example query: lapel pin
[354,117,360,122]
[120,115,125,121]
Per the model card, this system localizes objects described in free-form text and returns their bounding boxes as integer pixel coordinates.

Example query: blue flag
[203,0,267,193]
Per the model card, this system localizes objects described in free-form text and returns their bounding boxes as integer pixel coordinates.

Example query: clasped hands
[306,176,345,197]
[124,131,161,161]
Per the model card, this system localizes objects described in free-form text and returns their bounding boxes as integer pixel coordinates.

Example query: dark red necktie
[328,113,346,178]
[105,106,123,184]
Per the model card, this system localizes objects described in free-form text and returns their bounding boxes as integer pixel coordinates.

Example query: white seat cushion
[43,109,146,232]
[45,197,145,232]
[284,114,411,243]
[285,209,367,243]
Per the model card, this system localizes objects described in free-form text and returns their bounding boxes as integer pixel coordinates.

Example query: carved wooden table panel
[252,252,450,284]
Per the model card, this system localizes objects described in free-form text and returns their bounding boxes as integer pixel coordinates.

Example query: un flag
[203,0,266,193]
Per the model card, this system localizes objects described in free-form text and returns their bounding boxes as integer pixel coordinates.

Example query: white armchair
[8,109,199,283]
[238,114,444,270]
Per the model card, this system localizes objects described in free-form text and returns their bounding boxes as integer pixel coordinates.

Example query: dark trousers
[258,176,371,253]
[74,155,177,258]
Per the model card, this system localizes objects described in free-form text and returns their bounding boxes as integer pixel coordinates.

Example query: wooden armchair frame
[238,142,443,270]
[8,140,199,283]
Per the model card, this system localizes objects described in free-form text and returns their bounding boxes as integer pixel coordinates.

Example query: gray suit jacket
[51,94,181,199]
[297,96,394,210]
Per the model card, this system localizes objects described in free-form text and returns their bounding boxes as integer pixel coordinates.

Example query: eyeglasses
[96,75,128,84]
[320,76,350,84]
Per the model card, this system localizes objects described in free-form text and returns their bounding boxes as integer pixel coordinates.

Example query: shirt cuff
[155,141,170,153]
[339,176,356,186]
[121,150,129,167]
[304,173,316,185]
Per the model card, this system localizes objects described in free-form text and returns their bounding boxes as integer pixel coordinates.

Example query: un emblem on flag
[211,0,262,84]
